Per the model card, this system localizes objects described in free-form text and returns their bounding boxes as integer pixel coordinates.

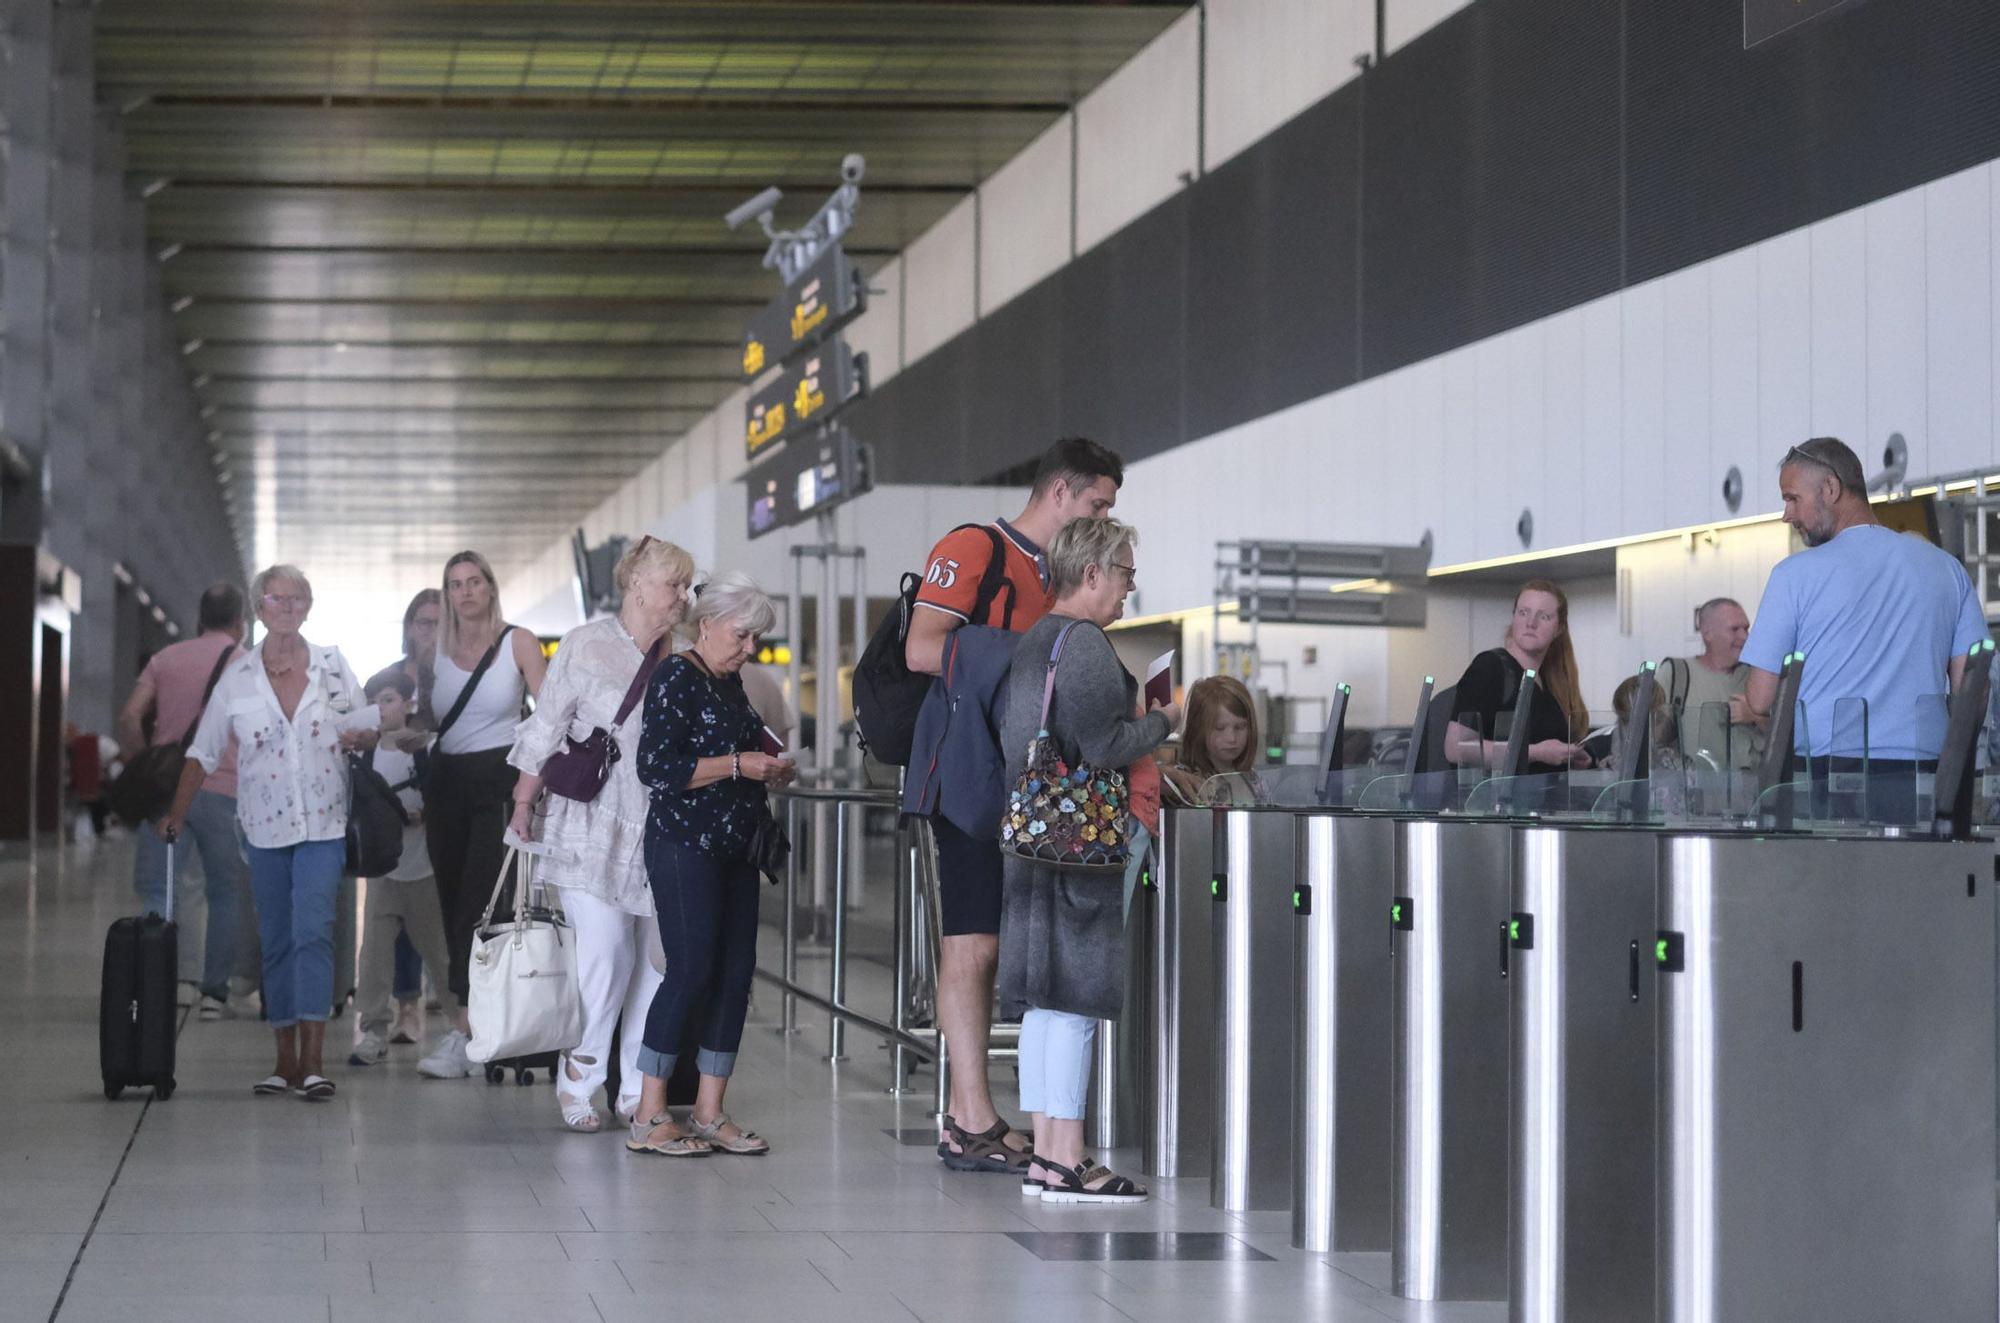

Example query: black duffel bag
[345,751,408,878]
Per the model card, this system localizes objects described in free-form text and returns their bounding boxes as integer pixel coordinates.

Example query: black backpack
[345,749,410,878]
[854,523,1017,765]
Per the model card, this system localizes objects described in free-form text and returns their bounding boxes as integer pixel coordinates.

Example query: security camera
[725,186,784,232]
[840,153,866,185]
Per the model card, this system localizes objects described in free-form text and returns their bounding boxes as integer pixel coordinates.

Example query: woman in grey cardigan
[996,516,1182,1204]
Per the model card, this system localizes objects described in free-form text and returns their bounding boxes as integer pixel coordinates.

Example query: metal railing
[757,784,938,1086]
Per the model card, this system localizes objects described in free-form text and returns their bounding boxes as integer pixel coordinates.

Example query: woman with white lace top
[507,536,695,1131]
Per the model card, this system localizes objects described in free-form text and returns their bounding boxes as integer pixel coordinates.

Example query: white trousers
[560,888,664,1109]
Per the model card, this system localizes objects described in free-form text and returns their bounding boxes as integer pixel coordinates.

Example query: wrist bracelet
[732,752,741,779]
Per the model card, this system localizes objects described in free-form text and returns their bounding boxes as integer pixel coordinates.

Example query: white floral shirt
[186,640,374,849]
[507,615,660,915]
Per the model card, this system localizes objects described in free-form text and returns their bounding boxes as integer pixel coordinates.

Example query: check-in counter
[1655,828,1994,1322]
[1290,806,1395,1252]
[1139,803,1218,1179]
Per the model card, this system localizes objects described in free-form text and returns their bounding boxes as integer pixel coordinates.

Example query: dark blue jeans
[637,836,760,1080]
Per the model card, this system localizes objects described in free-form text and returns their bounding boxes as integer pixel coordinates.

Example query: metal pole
[887,791,912,1094]
[1088,1018,1118,1150]
[826,798,850,1062]
[813,513,838,935]
[780,792,800,1034]
[788,550,804,749]
[848,548,868,906]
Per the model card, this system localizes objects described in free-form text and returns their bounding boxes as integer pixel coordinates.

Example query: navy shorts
[930,814,1003,937]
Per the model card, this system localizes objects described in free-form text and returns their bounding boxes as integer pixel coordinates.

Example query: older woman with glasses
[995,517,1180,1203]
[161,565,376,1100]
[508,536,696,1132]
[626,572,795,1158]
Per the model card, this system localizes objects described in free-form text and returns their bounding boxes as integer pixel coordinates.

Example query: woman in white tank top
[415,550,548,1081]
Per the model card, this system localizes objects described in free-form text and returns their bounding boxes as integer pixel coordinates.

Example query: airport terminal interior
[7,0,2000,1319]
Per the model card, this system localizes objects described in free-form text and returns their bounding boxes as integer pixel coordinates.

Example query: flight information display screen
[746,423,871,540]
[744,337,866,461]
[740,245,865,380]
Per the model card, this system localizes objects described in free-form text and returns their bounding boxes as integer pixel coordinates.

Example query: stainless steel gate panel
[1656,834,1995,1323]
[1211,805,1305,1211]
[1390,817,1514,1302]
[1508,826,1657,1323]
[1141,806,1218,1179]
[1292,811,1396,1252]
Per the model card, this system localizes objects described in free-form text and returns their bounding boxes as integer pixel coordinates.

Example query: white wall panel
[1621,282,1668,538]
[845,257,904,388]
[1707,247,1761,523]
[1385,0,1476,55]
[1503,326,1545,557]
[1438,346,1480,564]
[1075,9,1199,256]
[1756,231,1812,514]
[1580,295,1624,543]
[1864,188,1929,479]
[1382,357,1446,553]
[685,407,719,495]
[978,118,1072,315]
[1539,309,1586,550]
[900,194,978,366]
[1808,210,1867,442]
[714,385,750,484]
[1471,333,1512,555]
[1925,164,1992,474]
[1341,378,1390,544]
[1203,0,1370,171]
[1660,265,1712,530]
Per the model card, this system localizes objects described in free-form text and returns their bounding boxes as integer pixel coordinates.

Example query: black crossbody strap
[179,645,238,747]
[615,637,665,726]
[435,626,513,739]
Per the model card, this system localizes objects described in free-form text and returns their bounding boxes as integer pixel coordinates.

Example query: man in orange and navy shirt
[906,436,1124,1174]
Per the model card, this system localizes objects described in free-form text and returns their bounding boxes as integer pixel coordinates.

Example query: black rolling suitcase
[101,843,179,1100]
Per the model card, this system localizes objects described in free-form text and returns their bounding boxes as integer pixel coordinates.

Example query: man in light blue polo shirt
[1743,437,1988,767]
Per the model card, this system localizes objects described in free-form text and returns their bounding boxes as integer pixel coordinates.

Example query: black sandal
[1032,1155,1148,1205]
[937,1114,1031,1174]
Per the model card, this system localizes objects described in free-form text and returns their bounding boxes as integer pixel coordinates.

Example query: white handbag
[465,834,585,1064]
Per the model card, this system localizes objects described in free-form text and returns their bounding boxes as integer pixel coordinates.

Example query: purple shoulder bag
[541,637,662,803]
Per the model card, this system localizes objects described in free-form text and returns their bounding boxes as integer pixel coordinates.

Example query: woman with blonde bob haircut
[508,536,697,1130]
[1162,676,1269,806]
[417,549,549,1081]
[161,565,375,1099]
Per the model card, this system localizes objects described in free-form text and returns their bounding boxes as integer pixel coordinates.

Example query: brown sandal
[937,1114,1031,1174]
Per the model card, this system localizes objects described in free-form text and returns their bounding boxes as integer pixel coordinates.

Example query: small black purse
[746,810,791,886]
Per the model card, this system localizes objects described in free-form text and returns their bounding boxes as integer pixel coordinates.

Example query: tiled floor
[11,831,1486,1323]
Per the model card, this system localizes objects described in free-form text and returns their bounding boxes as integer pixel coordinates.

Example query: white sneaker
[417,1030,477,1079]
[349,1030,388,1067]
[198,996,229,1022]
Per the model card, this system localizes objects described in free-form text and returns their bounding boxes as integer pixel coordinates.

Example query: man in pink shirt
[117,583,249,1020]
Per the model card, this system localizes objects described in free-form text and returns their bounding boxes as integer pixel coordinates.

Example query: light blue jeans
[245,838,345,1028]
[133,790,244,1002]
[1018,1007,1098,1122]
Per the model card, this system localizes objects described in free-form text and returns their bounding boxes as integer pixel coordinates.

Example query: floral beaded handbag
[1000,622,1130,876]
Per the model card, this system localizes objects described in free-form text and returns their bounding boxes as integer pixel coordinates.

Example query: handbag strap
[1036,621,1084,734]
[179,644,238,747]
[614,636,665,726]
[435,626,512,739]
[475,842,529,932]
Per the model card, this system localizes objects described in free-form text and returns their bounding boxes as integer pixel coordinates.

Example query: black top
[1449,648,1574,774]
[636,654,767,857]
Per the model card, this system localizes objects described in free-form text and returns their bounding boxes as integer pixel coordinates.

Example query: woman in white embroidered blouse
[508,536,695,1131]
[162,565,378,1102]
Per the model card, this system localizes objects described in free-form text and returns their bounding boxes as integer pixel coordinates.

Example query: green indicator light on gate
[1655,939,1670,964]
[1293,890,1301,909]
[1267,746,1284,759]
[1509,919,1521,942]
[1391,902,1403,924]
[1211,879,1220,897]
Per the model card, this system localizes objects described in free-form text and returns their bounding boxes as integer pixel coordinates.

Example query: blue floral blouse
[636,654,767,858]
